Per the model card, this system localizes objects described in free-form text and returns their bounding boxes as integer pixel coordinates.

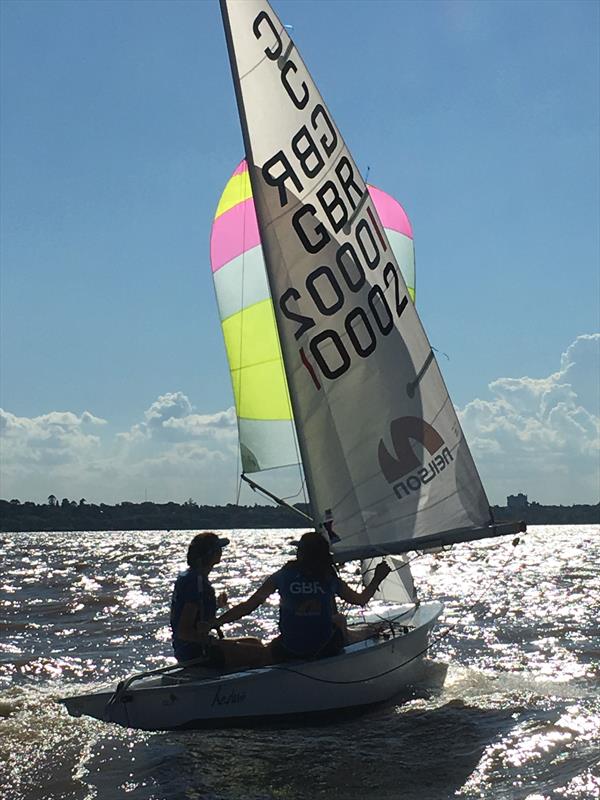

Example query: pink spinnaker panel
[210,198,261,273]
[368,184,413,239]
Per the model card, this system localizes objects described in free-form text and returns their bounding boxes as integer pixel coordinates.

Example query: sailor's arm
[209,576,277,629]
[337,562,391,606]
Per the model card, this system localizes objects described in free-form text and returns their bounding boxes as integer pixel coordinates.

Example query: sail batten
[219,0,498,556]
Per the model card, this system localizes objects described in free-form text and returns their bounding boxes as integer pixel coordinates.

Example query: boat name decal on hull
[211,686,247,707]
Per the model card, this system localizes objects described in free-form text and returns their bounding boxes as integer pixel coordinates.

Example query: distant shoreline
[1,499,598,532]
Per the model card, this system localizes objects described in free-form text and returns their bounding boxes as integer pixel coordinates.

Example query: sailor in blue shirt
[170,532,266,669]
[206,531,391,662]
[271,560,342,659]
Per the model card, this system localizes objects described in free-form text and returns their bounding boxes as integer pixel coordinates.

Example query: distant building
[507,493,529,511]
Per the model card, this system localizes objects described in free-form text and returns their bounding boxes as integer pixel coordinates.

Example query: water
[1,525,598,800]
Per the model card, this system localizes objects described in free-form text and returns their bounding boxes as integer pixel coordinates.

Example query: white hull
[61,602,442,730]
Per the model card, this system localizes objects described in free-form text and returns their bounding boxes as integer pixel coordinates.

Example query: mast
[218,0,320,522]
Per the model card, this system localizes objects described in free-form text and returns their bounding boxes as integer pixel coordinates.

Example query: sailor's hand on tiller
[217,591,228,608]
[373,562,391,585]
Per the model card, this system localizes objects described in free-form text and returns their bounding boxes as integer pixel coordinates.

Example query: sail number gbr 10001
[279,208,408,389]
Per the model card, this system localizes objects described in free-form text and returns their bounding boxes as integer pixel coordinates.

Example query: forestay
[211,159,416,474]
[220,0,498,560]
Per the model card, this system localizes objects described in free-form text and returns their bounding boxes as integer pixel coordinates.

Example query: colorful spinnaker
[211,159,415,474]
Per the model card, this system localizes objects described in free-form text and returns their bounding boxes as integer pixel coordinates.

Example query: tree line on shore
[0,496,309,532]
[0,496,598,532]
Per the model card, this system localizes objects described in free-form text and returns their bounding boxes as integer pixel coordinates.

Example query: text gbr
[252,11,411,390]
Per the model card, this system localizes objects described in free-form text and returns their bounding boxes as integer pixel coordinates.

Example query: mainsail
[211,159,416,474]
[220,0,522,559]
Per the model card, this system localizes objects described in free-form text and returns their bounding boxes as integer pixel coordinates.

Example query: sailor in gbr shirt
[205,531,391,664]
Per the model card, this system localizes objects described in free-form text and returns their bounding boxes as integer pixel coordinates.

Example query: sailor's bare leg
[215,638,268,669]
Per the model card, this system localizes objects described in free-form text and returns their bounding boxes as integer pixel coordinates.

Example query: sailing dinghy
[61,0,524,730]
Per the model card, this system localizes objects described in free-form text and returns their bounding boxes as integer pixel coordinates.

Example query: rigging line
[270,541,520,686]
[370,605,418,625]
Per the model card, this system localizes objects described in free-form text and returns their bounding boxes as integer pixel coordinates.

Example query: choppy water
[0,525,598,800]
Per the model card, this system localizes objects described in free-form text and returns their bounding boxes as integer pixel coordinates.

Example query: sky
[1,0,598,508]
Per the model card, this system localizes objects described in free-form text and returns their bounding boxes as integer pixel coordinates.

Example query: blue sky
[1,0,598,507]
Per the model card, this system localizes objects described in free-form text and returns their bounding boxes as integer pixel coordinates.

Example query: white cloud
[559,334,600,415]
[144,391,192,427]
[1,335,598,506]
[119,393,237,445]
[0,408,108,502]
[111,397,240,501]
[0,395,241,504]
[0,409,106,466]
[458,334,600,505]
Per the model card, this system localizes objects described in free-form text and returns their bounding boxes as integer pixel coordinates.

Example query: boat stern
[59,687,129,727]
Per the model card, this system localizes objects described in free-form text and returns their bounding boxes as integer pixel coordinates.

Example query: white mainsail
[220,0,521,560]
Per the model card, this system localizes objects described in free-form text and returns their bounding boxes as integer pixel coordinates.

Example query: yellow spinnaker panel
[222,300,292,421]
[215,171,253,220]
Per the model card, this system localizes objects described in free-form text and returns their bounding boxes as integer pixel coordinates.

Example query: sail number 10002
[279,209,409,388]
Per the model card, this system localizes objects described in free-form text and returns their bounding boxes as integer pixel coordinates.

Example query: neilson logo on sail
[378,416,454,500]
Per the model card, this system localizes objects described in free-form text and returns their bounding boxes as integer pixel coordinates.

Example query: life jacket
[170,568,216,661]
[273,563,340,657]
